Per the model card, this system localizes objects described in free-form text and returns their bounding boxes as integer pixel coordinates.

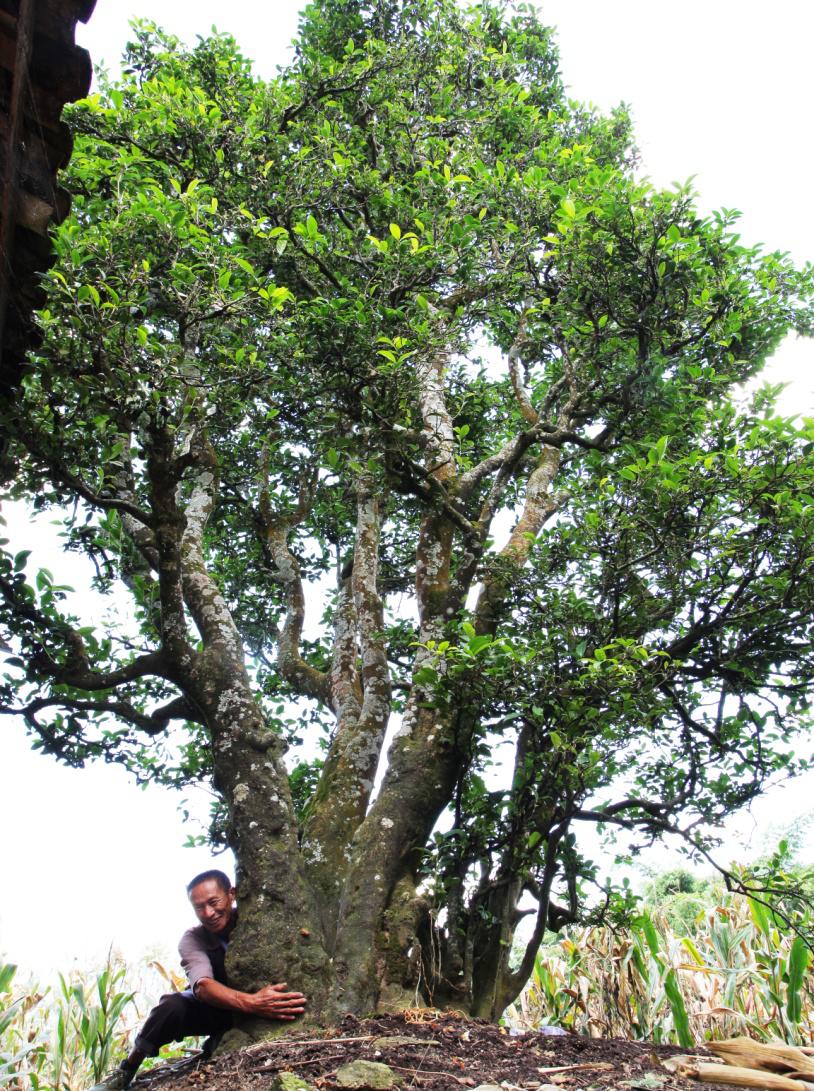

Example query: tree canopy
[2,0,814,1029]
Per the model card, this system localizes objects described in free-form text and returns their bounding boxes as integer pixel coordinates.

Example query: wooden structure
[0,0,95,414]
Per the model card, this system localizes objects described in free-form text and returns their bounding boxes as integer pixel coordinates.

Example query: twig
[245,1033,377,1053]
[408,1041,434,1088]
[383,1066,435,1085]
[246,1053,346,1074]
[387,1062,470,1082]
[288,1034,377,1047]
[537,1062,614,1074]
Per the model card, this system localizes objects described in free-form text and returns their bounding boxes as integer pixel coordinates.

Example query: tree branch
[0,570,169,689]
[1,692,203,735]
[507,312,537,425]
[260,457,330,704]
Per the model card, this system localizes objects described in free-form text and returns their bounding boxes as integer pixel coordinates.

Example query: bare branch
[1,693,202,735]
[0,570,169,689]
[30,647,169,691]
[474,445,561,632]
[416,353,457,486]
[260,456,330,705]
[352,479,391,736]
[507,313,538,425]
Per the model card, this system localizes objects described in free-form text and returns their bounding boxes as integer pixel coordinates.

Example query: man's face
[189,879,236,935]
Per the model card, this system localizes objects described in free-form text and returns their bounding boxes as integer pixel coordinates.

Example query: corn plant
[633,913,692,1046]
[511,888,814,1045]
[1,965,45,1089]
[0,956,161,1091]
[52,961,134,1086]
[515,948,586,1031]
[745,894,812,1045]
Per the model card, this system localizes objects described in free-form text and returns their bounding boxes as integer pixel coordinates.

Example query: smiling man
[90,870,307,1090]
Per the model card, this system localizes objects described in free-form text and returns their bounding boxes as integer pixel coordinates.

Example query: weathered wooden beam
[0,0,96,429]
[0,0,35,371]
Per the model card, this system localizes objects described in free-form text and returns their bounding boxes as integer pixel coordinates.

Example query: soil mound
[133,1011,739,1091]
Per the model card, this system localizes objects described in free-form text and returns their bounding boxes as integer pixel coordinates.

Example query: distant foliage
[642,867,716,932]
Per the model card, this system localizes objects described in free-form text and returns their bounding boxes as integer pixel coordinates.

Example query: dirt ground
[133,1011,742,1091]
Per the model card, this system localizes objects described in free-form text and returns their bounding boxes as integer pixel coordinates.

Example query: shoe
[201,1032,223,1058]
[87,1065,136,1090]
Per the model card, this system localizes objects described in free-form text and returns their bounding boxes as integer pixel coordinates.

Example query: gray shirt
[178,924,229,995]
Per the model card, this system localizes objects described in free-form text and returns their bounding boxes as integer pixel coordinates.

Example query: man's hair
[186,869,233,896]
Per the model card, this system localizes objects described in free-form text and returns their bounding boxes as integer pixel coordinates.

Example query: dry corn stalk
[709,1037,814,1076]
[660,1054,713,1074]
[678,1061,814,1090]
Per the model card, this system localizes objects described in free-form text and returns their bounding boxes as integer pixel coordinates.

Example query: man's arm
[194,978,307,1020]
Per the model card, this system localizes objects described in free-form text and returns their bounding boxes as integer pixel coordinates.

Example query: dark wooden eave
[0,0,96,434]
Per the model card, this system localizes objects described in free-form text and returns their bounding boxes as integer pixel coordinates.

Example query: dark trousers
[134,993,233,1057]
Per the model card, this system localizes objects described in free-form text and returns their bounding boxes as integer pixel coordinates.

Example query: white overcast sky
[1,1,813,981]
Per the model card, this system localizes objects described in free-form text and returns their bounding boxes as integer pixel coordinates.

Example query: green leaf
[13,550,30,572]
[467,635,492,655]
[663,969,692,1047]
[747,896,771,936]
[413,666,438,686]
[35,567,53,591]
[233,256,256,277]
[786,935,810,1025]
[634,913,662,961]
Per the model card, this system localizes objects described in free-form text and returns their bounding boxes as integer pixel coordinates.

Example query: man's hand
[193,977,307,1020]
[248,982,307,1021]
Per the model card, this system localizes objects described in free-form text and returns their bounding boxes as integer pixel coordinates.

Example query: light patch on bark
[233,783,250,805]
[217,688,248,721]
[345,727,386,772]
[417,355,457,482]
[183,470,216,536]
[416,539,446,586]
[302,840,325,864]
[179,462,245,658]
[394,711,414,739]
[503,446,561,561]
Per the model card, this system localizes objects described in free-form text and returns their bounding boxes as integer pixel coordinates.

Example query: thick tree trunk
[140,350,569,1033]
[198,664,333,1046]
[146,431,338,1040]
